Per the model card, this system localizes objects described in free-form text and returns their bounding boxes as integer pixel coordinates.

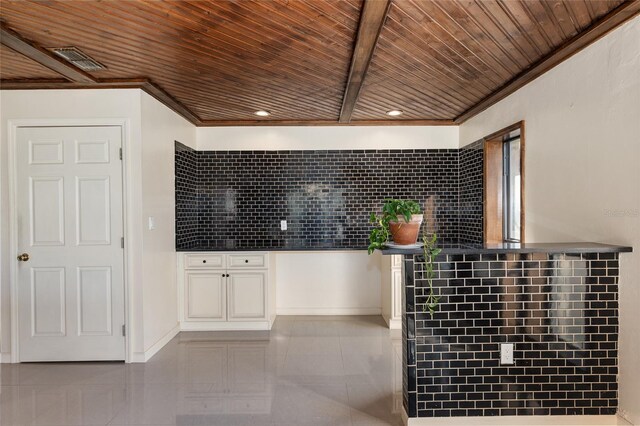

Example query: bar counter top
[380,241,632,255]
[177,242,632,254]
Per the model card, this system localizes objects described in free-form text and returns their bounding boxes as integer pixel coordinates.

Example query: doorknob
[17,253,30,262]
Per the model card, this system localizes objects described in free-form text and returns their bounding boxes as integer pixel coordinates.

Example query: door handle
[17,253,30,262]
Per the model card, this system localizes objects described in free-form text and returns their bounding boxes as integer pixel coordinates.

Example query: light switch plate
[280,220,287,231]
[148,216,156,230]
[500,343,514,365]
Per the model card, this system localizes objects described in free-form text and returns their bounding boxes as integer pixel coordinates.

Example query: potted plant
[368,199,423,254]
[368,199,442,318]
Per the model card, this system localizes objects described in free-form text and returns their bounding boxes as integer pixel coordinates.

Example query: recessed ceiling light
[254,110,271,117]
[386,110,403,117]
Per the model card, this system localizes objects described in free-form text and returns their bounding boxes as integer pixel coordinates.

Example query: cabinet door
[227,272,267,321]
[392,268,403,320]
[185,272,226,321]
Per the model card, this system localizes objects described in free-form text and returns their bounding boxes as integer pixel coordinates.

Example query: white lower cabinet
[185,272,226,321]
[381,254,403,329]
[228,272,266,321]
[179,252,275,330]
[392,267,403,321]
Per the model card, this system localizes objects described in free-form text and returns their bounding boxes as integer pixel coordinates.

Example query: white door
[16,126,125,361]
[185,272,226,321]
[227,272,267,321]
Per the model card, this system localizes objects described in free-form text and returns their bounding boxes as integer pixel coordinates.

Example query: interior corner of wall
[141,322,180,362]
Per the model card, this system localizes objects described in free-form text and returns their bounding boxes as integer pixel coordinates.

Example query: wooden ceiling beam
[339,0,391,123]
[141,80,202,125]
[0,78,147,90]
[0,23,96,83]
[454,0,640,124]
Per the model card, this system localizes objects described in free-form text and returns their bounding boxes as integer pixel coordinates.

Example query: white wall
[139,92,195,359]
[276,251,382,315]
[197,125,458,150]
[0,89,194,362]
[0,89,144,359]
[460,17,640,423]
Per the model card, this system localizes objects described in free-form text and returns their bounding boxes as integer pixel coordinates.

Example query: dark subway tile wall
[459,140,484,243]
[175,142,200,248]
[177,148,465,250]
[403,252,619,418]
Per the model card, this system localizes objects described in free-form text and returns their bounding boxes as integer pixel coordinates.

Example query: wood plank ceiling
[0,0,638,126]
[0,44,61,79]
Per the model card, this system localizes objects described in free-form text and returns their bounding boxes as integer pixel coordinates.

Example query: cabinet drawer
[185,254,225,269]
[228,254,266,268]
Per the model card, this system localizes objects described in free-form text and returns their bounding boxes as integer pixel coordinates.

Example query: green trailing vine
[422,231,442,318]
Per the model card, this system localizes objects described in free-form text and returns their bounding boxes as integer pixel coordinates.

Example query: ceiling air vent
[51,47,106,71]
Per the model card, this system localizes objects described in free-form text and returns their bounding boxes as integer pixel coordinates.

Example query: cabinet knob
[203,260,207,263]
[222,273,225,277]
[226,274,230,277]
[245,259,249,263]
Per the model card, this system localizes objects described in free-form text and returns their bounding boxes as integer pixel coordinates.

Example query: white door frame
[7,118,133,363]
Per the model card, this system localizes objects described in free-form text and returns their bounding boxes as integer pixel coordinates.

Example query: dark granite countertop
[381,242,632,255]
[176,246,370,252]
[177,242,632,254]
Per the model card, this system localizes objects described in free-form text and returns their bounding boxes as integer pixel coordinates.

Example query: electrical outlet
[500,343,514,365]
[280,220,287,231]
[148,216,156,230]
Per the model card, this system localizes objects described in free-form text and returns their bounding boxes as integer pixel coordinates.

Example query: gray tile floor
[1,316,404,426]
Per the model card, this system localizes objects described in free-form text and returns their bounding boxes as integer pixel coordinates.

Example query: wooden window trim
[483,121,525,244]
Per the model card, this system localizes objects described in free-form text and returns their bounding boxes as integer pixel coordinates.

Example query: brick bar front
[397,244,631,419]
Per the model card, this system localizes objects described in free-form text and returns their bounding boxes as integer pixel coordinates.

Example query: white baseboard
[277,307,382,315]
[129,352,146,363]
[1,352,13,363]
[180,321,271,331]
[382,314,402,330]
[131,323,180,363]
[404,415,630,426]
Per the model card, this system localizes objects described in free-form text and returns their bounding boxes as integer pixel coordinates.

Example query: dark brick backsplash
[175,144,485,250]
[175,142,199,249]
[403,252,619,418]
[459,140,484,243]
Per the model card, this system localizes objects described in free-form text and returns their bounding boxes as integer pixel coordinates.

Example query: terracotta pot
[389,214,423,245]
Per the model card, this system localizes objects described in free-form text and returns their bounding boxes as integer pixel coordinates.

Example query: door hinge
[121,237,124,248]
[122,324,126,336]
[119,147,123,160]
